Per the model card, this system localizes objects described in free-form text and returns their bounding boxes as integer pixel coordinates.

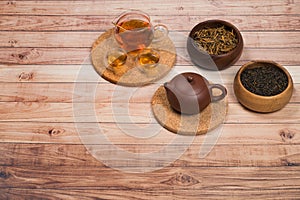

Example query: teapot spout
[164,82,170,90]
[164,81,182,113]
[164,82,175,94]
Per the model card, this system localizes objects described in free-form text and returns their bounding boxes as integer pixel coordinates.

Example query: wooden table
[1,1,300,199]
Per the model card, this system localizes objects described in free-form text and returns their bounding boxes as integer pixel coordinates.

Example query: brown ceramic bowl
[233,60,293,113]
[187,20,243,70]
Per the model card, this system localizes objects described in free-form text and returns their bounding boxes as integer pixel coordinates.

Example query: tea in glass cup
[113,10,168,51]
[138,48,160,67]
[106,48,127,74]
[136,48,160,76]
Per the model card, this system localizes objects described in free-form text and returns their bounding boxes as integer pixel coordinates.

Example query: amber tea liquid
[139,52,159,65]
[138,49,160,68]
[107,51,127,68]
[115,19,153,51]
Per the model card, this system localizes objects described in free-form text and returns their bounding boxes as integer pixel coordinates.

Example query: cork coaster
[91,29,176,87]
[151,86,228,135]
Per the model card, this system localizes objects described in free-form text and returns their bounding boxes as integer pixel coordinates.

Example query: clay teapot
[164,72,227,115]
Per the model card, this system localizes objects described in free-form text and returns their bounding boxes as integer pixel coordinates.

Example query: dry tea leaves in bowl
[192,25,238,55]
[233,60,293,113]
[187,20,244,70]
[240,65,288,96]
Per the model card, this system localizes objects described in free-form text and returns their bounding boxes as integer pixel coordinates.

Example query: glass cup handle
[208,84,227,102]
[152,24,169,42]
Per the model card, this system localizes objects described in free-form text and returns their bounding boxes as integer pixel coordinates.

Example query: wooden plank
[0,122,299,145]
[241,32,300,48]
[0,102,299,124]
[1,65,299,84]
[1,188,300,200]
[226,103,300,124]
[1,31,300,48]
[0,48,90,65]
[0,15,299,31]
[0,166,299,191]
[0,31,103,48]
[0,47,299,65]
[0,83,299,103]
[0,143,299,167]
[0,64,88,83]
[177,47,300,67]
[0,0,298,15]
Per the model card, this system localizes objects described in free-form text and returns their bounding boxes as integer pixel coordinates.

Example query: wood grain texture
[2,188,300,200]
[1,31,299,48]
[0,83,299,103]
[0,47,299,65]
[0,143,299,167]
[0,102,299,124]
[0,166,299,190]
[0,15,299,31]
[0,0,298,15]
[1,0,299,198]
[0,122,299,145]
[1,65,299,83]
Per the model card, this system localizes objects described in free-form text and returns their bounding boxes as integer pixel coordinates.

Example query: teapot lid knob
[187,76,193,83]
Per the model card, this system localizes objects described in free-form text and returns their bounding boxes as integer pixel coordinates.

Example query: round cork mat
[151,86,228,135]
[91,29,176,87]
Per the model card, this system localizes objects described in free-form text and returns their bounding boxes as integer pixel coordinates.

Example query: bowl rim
[188,19,243,58]
[236,60,293,99]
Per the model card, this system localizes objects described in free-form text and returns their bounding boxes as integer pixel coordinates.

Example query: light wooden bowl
[233,60,293,113]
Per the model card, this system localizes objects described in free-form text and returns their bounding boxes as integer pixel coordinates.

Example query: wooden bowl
[233,60,293,113]
[187,20,243,70]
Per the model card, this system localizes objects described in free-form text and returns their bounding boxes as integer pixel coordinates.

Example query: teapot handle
[208,84,227,102]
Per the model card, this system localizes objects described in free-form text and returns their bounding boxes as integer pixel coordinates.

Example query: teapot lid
[172,72,207,96]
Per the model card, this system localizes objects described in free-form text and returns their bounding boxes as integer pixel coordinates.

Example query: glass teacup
[113,10,168,52]
[136,48,160,77]
[105,47,128,75]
